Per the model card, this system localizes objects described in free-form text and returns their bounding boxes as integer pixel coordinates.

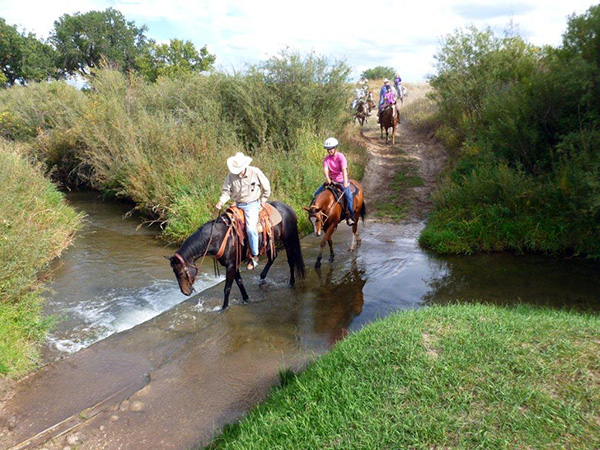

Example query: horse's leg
[259,251,276,283]
[234,269,250,304]
[222,265,237,310]
[316,224,337,268]
[350,220,362,251]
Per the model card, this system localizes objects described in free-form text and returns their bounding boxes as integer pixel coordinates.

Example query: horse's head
[303,204,325,236]
[170,253,198,296]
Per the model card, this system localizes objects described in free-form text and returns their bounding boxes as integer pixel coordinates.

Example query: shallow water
[43,192,600,362]
[42,191,222,359]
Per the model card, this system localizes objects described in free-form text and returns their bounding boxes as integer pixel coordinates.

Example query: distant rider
[393,73,402,99]
[377,79,391,123]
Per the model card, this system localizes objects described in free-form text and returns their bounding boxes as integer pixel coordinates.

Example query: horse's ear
[302,206,310,211]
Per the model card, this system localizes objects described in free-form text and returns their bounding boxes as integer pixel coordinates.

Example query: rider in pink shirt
[313,137,355,225]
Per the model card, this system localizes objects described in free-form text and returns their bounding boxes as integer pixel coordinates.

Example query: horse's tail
[274,201,306,280]
[359,200,367,223]
[289,221,306,280]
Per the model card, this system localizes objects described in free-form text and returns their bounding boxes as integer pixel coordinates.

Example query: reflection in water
[312,261,365,346]
[422,253,600,312]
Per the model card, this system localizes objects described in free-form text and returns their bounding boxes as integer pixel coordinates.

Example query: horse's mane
[177,219,221,260]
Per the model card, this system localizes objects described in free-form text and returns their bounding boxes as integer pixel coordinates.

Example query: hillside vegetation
[420,5,600,258]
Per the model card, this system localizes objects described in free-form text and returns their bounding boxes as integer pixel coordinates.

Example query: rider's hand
[215,202,223,210]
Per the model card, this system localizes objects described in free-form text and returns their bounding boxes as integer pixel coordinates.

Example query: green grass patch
[207,304,600,449]
[0,140,83,376]
[374,164,424,222]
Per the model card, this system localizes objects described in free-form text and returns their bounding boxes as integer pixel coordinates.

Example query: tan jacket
[218,166,271,205]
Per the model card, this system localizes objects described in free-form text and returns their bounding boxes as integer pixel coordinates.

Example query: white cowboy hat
[227,152,252,174]
[383,78,389,83]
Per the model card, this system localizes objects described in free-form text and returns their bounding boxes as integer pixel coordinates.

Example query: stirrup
[246,256,259,270]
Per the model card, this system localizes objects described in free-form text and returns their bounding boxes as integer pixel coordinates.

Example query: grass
[206,304,600,449]
[373,162,425,222]
[0,140,83,375]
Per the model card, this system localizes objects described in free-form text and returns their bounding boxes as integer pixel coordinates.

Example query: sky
[1,0,598,82]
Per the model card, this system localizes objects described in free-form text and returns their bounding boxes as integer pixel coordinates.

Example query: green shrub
[0,140,82,375]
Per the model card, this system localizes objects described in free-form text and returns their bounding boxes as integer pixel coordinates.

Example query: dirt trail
[358,82,447,222]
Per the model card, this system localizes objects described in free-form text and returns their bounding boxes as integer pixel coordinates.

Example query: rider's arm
[323,164,331,185]
[342,167,349,188]
[216,175,232,209]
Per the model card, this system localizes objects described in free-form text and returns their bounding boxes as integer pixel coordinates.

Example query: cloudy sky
[1,0,597,81]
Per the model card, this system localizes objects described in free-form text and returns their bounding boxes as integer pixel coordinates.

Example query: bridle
[172,215,220,290]
[173,252,198,288]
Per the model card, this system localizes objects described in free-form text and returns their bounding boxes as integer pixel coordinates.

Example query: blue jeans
[313,184,354,218]
[237,200,260,257]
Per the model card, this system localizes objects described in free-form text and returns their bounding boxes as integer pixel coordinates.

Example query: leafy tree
[0,18,57,85]
[361,66,395,80]
[51,8,148,76]
[137,39,215,82]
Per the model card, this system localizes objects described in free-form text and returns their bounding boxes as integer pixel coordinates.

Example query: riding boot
[345,208,355,226]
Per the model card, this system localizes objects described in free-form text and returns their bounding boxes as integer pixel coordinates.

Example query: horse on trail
[170,201,305,310]
[353,100,369,127]
[366,91,375,113]
[304,181,366,268]
[380,104,400,145]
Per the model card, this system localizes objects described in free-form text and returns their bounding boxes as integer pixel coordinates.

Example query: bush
[422,7,600,258]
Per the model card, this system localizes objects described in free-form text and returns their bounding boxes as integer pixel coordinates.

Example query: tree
[361,66,395,80]
[51,8,148,76]
[0,18,57,85]
[137,39,215,82]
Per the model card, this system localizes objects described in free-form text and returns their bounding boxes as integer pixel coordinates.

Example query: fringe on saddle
[214,203,282,267]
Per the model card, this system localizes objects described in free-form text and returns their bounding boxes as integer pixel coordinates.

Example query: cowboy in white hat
[216,152,271,270]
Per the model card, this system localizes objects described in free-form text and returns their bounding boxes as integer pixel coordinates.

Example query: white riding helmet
[323,137,338,149]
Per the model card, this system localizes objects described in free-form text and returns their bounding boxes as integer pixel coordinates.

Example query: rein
[174,215,220,287]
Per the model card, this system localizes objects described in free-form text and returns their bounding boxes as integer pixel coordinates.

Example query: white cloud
[1,0,597,81]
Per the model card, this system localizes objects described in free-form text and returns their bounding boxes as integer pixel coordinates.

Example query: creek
[43,191,600,362]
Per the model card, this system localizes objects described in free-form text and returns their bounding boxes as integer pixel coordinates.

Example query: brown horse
[353,100,368,127]
[380,103,400,144]
[303,181,366,268]
[366,91,375,113]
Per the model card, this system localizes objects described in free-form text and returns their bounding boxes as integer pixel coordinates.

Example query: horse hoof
[315,261,321,269]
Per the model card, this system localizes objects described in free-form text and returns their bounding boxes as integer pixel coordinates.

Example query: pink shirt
[323,152,347,183]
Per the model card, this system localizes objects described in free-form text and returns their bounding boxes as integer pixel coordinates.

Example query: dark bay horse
[380,104,400,145]
[170,201,305,310]
[304,181,366,268]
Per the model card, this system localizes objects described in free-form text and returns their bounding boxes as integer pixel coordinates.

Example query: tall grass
[0,140,83,375]
[0,51,361,242]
